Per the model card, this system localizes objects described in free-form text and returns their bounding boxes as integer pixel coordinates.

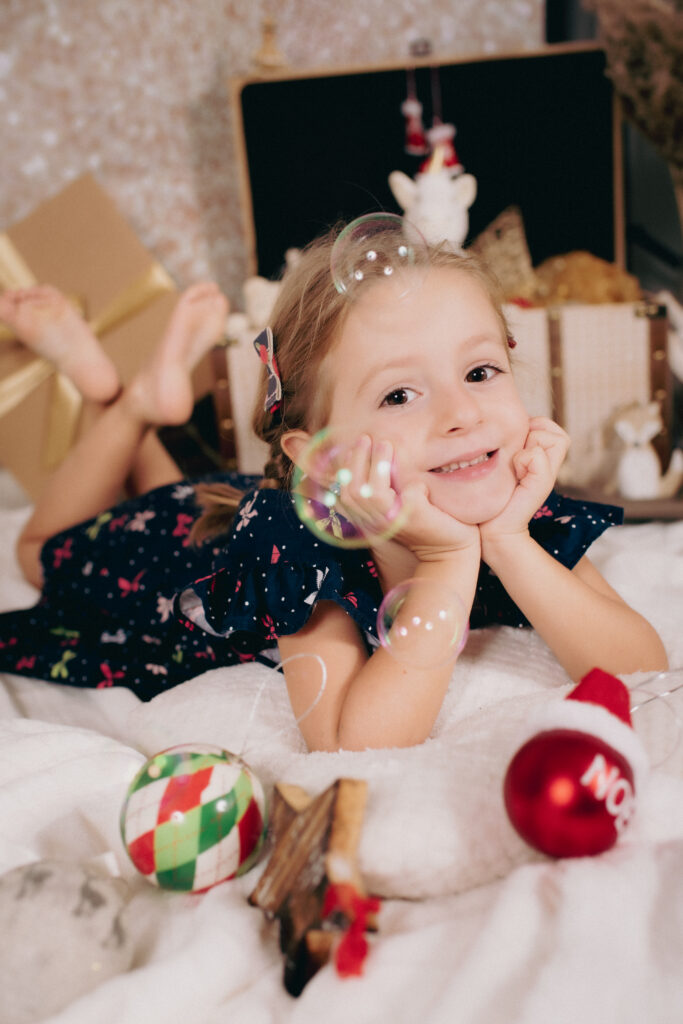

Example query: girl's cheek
[391,453,418,493]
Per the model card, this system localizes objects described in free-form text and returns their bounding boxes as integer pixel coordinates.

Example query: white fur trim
[514,701,649,792]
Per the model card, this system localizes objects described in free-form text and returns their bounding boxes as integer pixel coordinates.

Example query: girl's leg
[52,362,183,496]
[128,430,184,494]
[16,283,228,587]
[0,285,120,403]
[18,398,152,586]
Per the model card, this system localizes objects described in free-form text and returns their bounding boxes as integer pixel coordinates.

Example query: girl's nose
[439,382,483,433]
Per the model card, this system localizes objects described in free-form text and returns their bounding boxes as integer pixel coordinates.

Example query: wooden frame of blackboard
[230,41,624,282]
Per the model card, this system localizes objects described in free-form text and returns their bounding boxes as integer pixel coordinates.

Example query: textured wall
[0,0,543,306]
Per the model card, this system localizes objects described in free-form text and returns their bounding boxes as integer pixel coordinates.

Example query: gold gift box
[0,173,216,500]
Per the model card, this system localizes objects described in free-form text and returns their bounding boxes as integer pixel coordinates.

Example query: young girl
[0,225,668,752]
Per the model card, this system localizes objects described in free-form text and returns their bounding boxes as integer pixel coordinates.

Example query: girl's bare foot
[0,285,121,403]
[126,282,228,425]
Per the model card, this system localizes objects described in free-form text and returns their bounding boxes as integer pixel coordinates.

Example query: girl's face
[317,266,530,526]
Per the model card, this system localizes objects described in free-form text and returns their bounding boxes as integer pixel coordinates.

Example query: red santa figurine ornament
[504,668,649,858]
[401,96,429,156]
[419,121,462,174]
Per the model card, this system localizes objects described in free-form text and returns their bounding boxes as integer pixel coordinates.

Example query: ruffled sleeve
[526,491,623,567]
[177,487,624,647]
[175,488,384,656]
[471,491,624,629]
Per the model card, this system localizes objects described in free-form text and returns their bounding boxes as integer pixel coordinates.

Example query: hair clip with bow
[253,327,283,413]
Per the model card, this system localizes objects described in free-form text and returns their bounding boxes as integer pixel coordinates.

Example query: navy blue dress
[0,475,623,700]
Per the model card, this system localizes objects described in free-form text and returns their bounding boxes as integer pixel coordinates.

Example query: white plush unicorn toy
[388,142,477,252]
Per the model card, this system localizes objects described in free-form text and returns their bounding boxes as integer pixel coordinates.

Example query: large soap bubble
[291,426,411,549]
[377,577,469,668]
[330,212,428,300]
[628,669,683,768]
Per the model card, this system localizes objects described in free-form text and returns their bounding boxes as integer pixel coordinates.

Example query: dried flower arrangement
[585,0,683,232]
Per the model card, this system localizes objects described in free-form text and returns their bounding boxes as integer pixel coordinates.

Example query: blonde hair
[191,223,510,544]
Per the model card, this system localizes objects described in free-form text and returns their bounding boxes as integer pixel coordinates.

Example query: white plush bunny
[388,145,477,252]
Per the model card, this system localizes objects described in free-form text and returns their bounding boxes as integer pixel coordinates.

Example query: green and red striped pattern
[121,745,267,891]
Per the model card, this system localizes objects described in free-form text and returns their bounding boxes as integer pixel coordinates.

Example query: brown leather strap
[641,301,671,469]
[210,344,237,466]
[547,308,565,429]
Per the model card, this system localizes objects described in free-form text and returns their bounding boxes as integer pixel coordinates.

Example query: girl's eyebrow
[355,332,507,398]
[463,331,508,354]
[355,358,419,398]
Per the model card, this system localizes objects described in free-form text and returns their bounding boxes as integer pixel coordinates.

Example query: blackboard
[232,43,622,281]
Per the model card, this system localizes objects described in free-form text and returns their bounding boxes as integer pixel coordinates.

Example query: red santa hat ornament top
[504,668,649,858]
[419,123,463,175]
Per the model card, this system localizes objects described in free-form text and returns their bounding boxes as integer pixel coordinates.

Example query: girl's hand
[479,417,569,545]
[333,435,480,561]
[393,478,480,561]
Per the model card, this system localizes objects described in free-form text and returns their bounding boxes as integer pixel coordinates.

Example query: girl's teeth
[434,452,490,473]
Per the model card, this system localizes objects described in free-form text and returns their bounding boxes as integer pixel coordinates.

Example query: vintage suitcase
[506,300,671,489]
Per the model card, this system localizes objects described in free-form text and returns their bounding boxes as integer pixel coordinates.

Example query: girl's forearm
[335,546,480,750]
[481,534,668,681]
[335,646,454,749]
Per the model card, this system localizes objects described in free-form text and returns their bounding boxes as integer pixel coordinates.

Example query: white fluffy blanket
[1,471,682,1024]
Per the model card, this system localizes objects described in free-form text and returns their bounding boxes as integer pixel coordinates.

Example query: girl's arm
[278,541,481,752]
[280,456,483,751]
[479,417,668,680]
[480,538,668,681]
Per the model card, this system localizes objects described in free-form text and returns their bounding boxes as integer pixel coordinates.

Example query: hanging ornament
[401,68,429,156]
[503,668,649,858]
[422,122,462,173]
[252,16,288,73]
[416,66,462,173]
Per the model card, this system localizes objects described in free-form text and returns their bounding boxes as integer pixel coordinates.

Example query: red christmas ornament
[504,669,648,858]
[504,729,635,857]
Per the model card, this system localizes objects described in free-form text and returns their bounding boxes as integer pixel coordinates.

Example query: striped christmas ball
[120,744,268,892]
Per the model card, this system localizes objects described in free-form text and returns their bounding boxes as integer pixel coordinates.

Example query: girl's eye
[466,364,500,383]
[381,387,417,407]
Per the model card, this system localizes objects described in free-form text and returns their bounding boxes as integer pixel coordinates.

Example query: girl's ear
[280,429,313,471]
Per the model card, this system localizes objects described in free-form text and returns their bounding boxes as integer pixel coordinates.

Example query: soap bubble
[238,653,330,758]
[377,578,469,668]
[291,426,411,549]
[629,669,683,768]
[330,212,428,300]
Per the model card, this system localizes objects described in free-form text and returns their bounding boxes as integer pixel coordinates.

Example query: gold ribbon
[0,233,174,467]
[0,233,36,292]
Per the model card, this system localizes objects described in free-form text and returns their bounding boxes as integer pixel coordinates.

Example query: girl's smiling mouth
[429,450,498,476]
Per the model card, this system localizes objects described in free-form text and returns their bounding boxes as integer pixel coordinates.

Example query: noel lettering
[580,752,635,833]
